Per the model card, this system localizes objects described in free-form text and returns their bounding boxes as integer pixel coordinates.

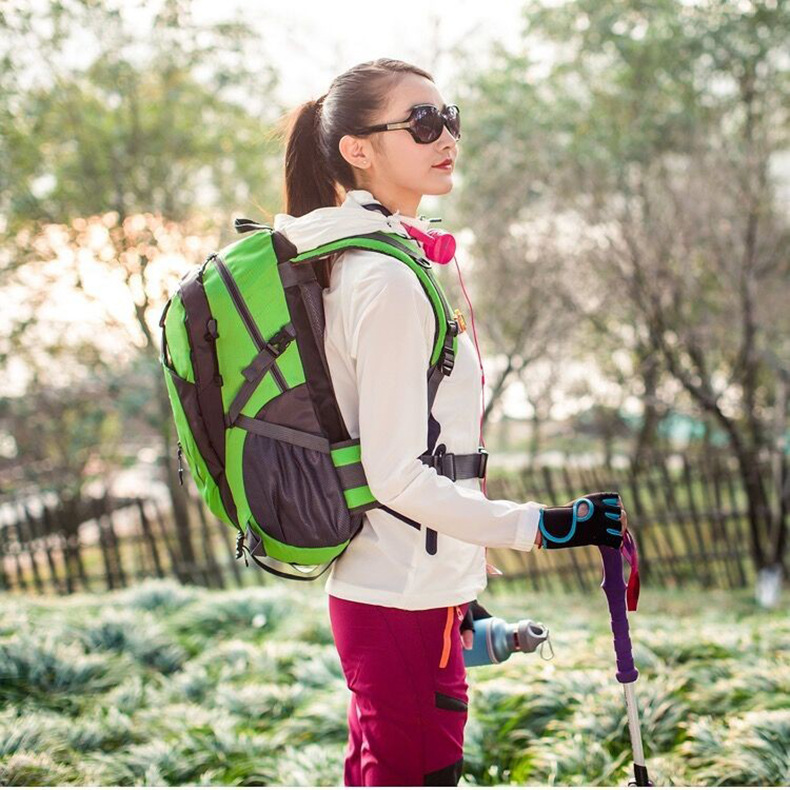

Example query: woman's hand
[539,492,625,550]
[460,599,493,650]
[563,494,628,532]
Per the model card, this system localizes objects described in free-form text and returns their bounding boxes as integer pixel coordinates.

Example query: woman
[275,58,625,787]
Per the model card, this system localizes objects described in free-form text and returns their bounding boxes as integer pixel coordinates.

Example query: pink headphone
[362,201,456,264]
[399,222,456,265]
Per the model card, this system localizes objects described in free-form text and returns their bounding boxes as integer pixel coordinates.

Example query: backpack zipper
[214,254,288,393]
[176,441,184,485]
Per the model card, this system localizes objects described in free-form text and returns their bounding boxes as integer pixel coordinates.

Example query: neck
[360,183,421,219]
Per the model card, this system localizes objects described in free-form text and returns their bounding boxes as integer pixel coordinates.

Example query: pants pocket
[434,691,468,713]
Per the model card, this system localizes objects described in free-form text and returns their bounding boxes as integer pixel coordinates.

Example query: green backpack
[158,217,489,581]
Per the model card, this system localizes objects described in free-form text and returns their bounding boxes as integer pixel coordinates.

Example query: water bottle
[463,616,552,667]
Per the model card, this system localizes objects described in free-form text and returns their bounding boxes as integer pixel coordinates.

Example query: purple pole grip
[600,544,639,683]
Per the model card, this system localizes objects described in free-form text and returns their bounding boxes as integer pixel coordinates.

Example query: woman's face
[339,73,459,216]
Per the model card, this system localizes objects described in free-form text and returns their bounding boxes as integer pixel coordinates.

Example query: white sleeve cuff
[513,503,542,551]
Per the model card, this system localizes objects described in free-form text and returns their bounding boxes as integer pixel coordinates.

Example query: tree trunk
[732,443,772,572]
[157,376,199,583]
[632,354,662,473]
[530,409,541,464]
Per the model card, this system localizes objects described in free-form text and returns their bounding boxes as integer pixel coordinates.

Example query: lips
[433,158,453,168]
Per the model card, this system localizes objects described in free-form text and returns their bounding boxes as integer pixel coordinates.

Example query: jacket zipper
[214,254,288,394]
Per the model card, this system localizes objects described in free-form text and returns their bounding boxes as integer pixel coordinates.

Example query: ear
[339,134,373,171]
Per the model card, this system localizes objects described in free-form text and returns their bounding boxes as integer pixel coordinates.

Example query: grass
[0,578,787,786]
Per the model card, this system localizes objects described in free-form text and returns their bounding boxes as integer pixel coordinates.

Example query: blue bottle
[463,616,552,667]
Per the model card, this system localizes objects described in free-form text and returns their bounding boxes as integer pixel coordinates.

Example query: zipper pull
[235,530,250,567]
[456,605,463,620]
[176,442,184,485]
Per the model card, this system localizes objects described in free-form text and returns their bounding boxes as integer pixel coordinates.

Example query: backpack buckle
[433,444,456,481]
[266,323,296,356]
[440,348,455,376]
[477,447,489,479]
[442,452,457,481]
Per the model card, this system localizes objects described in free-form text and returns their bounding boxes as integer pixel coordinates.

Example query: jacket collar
[273,188,434,255]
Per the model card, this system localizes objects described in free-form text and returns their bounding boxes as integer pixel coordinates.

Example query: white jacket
[273,189,543,610]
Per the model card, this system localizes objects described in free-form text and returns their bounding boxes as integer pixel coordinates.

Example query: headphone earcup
[401,223,456,265]
[424,229,456,265]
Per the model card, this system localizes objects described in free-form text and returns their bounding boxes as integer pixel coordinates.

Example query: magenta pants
[328,595,472,786]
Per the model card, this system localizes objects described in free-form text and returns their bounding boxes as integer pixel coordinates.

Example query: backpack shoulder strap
[288,231,460,407]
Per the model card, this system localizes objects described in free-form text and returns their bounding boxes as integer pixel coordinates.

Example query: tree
[449,0,790,578]
[1,0,287,575]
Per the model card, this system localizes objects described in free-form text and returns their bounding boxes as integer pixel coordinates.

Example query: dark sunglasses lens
[445,106,461,139]
[411,106,443,143]
[411,105,461,142]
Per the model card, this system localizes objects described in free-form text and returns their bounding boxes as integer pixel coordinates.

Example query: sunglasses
[360,103,461,144]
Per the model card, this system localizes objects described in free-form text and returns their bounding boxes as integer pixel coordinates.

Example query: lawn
[0,578,787,786]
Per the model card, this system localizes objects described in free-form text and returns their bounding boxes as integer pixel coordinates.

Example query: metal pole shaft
[623,681,646,766]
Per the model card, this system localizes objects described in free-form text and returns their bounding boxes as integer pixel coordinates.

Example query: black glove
[459,599,493,645]
[539,492,624,550]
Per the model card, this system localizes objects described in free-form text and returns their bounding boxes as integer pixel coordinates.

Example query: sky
[189,0,539,106]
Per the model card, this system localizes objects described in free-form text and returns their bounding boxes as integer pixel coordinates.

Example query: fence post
[192,495,225,589]
[680,455,718,588]
[103,495,128,589]
[696,452,740,589]
[55,498,79,594]
[93,498,116,591]
[136,498,164,578]
[149,498,191,585]
[0,519,9,591]
[38,502,67,594]
[20,504,47,594]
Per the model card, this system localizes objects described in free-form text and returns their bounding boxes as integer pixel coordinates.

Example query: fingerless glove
[538,492,623,550]
[459,599,492,636]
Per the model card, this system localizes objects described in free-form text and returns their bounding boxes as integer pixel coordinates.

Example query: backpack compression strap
[173,258,241,528]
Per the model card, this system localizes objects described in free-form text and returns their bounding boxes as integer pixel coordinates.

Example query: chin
[423,180,454,197]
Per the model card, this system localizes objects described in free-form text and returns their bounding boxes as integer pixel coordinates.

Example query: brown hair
[280,58,433,288]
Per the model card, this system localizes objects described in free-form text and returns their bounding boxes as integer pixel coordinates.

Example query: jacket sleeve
[350,259,544,551]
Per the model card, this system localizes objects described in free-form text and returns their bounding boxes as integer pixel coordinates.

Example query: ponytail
[283,94,339,219]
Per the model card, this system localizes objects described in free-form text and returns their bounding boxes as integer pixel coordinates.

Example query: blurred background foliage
[3,0,787,579]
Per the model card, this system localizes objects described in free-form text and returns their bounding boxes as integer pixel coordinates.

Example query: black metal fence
[0,493,243,594]
[0,449,784,595]
[486,448,776,593]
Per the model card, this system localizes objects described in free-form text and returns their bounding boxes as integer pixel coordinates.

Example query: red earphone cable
[450,254,488,498]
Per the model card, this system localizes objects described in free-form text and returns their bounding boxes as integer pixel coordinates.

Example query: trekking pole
[599,529,653,787]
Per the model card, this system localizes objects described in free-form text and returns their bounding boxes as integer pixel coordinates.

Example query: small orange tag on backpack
[453,308,466,333]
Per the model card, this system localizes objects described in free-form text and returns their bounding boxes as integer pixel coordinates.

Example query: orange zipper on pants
[439,606,464,669]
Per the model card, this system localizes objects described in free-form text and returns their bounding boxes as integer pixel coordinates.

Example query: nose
[436,122,458,151]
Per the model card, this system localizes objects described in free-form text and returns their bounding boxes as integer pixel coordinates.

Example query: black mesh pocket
[240,386,353,548]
